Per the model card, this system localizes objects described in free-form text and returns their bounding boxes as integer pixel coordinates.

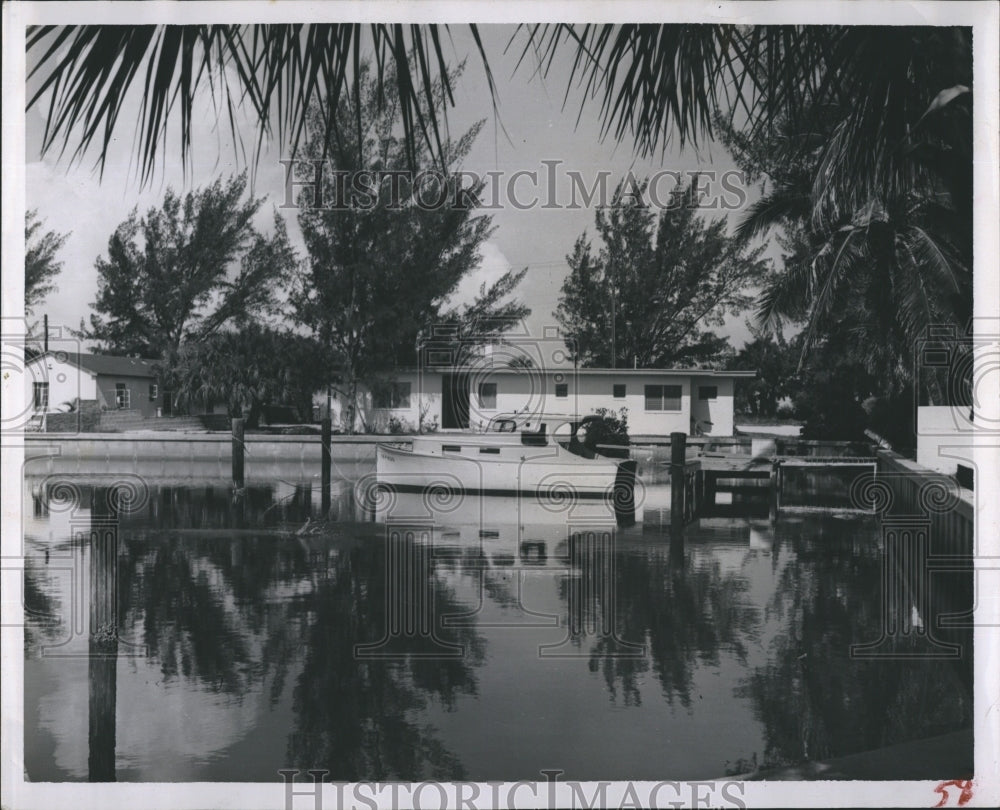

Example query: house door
[441,374,470,429]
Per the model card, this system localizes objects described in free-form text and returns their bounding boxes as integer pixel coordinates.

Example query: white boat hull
[375,443,637,510]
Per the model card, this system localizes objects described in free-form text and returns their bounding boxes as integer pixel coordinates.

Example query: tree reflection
[287,528,485,780]
[25,480,485,779]
[108,486,485,779]
[735,516,973,770]
[584,536,762,708]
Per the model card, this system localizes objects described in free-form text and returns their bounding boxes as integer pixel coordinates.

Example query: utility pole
[610,282,616,369]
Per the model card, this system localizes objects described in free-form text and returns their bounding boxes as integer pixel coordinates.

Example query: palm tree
[28,24,971,200]
[26,25,499,182]
[722,80,970,403]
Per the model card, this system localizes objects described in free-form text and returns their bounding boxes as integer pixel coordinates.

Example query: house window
[554,383,568,398]
[115,383,130,409]
[374,382,411,409]
[477,382,497,409]
[33,382,49,411]
[644,384,682,411]
[698,385,718,400]
[613,383,626,399]
[149,383,159,401]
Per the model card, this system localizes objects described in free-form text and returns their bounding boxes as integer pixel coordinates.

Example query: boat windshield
[483,413,623,459]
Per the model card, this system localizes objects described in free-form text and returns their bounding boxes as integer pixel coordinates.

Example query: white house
[330,364,755,437]
[915,405,977,481]
[24,351,161,417]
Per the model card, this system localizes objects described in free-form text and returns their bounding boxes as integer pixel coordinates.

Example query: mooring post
[670,432,687,535]
[769,460,779,521]
[321,417,332,515]
[232,417,245,489]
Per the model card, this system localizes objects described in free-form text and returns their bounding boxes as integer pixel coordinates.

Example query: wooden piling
[670,432,686,535]
[769,461,779,521]
[705,472,717,510]
[321,417,332,515]
[232,418,245,489]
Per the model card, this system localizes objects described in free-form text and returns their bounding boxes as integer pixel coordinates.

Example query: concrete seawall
[25,432,402,457]
[22,432,405,482]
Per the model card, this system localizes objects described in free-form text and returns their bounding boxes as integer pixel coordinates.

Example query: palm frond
[753,260,811,335]
[27,24,488,183]
[797,226,863,365]
[735,181,812,242]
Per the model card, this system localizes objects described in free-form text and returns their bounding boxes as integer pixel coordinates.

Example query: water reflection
[22,473,972,781]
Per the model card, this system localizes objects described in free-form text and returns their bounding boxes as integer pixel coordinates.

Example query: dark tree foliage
[25,209,69,316]
[716,30,972,407]
[555,179,767,369]
[83,174,296,357]
[164,325,320,427]
[291,63,527,432]
[728,326,800,419]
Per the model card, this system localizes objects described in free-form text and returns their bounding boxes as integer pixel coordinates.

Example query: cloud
[442,241,515,310]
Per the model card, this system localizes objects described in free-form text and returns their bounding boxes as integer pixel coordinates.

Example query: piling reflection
[87,487,119,782]
[22,474,973,781]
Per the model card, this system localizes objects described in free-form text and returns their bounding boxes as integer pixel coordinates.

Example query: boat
[375,413,638,522]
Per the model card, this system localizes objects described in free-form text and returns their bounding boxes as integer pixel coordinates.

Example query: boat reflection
[373,487,623,553]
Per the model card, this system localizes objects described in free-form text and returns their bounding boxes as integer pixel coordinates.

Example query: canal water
[21,462,973,782]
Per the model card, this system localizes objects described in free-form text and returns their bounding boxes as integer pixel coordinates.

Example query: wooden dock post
[321,417,332,515]
[670,432,687,535]
[231,418,245,489]
[769,460,780,520]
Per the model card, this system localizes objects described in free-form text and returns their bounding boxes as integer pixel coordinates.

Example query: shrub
[387,415,410,434]
[775,402,796,420]
[584,407,630,452]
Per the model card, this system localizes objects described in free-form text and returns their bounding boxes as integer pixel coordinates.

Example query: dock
[668,437,880,521]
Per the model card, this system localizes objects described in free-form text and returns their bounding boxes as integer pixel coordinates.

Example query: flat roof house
[332,363,756,437]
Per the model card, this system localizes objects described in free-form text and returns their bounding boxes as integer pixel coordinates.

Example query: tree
[83,174,296,357]
[432,266,531,367]
[165,325,319,427]
[25,209,69,316]
[555,179,767,368]
[718,81,971,407]
[728,326,800,419]
[291,63,526,433]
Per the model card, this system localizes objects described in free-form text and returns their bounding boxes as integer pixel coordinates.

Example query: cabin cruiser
[375,413,638,522]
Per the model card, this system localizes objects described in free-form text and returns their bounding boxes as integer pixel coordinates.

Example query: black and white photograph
[2,2,998,808]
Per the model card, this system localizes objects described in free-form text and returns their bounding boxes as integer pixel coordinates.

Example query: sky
[24,24,771,353]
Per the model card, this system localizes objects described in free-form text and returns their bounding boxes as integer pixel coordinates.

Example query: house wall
[321,369,739,436]
[468,371,703,435]
[690,377,735,436]
[95,373,161,418]
[916,405,976,477]
[24,356,98,412]
[327,371,444,432]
